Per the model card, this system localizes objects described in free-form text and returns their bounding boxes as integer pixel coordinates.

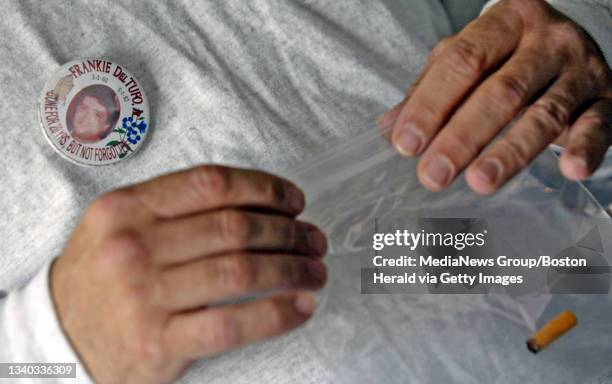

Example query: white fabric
[0,1,610,383]
[1,260,91,383]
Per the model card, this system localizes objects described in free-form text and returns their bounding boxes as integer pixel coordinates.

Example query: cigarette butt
[527,310,577,354]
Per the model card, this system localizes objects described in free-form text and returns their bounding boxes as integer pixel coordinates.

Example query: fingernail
[307,260,327,285]
[294,292,316,316]
[287,185,304,212]
[307,227,327,256]
[563,150,590,179]
[423,155,453,190]
[394,126,423,156]
[567,151,589,170]
[474,158,502,185]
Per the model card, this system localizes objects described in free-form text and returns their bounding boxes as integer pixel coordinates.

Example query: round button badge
[39,59,150,166]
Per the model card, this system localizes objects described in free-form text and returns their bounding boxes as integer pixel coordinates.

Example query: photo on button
[66,84,120,144]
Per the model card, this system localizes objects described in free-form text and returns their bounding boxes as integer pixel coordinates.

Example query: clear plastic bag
[282,125,612,383]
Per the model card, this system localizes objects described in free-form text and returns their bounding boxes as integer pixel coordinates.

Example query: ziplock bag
[282,125,612,384]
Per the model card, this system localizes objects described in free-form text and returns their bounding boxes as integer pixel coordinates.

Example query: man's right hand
[50,165,328,384]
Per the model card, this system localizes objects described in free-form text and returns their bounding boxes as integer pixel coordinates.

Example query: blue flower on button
[105,115,148,158]
[121,116,147,145]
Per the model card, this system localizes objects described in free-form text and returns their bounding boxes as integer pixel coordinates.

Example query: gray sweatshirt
[0,1,610,383]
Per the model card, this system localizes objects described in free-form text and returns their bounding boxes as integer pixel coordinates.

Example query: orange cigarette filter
[527,310,578,354]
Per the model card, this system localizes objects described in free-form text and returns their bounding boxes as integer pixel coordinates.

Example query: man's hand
[51,165,327,384]
[380,0,612,194]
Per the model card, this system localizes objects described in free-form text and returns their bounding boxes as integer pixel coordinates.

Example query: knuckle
[553,21,583,44]
[412,97,441,124]
[501,138,530,170]
[264,178,286,206]
[488,75,529,111]
[276,260,300,287]
[219,210,251,245]
[587,60,610,85]
[98,229,148,265]
[431,36,452,59]
[531,96,571,135]
[205,312,238,350]
[580,108,606,127]
[444,38,486,79]
[505,0,548,18]
[552,24,590,62]
[581,128,609,150]
[86,190,131,224]
[219,255,256,291]
[191,165,230,198]
[565,68,595,93]
[282,220,299,250]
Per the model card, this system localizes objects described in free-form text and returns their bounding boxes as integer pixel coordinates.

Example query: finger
[416,45,561,191]
[378,101,404,139]
[391,8,523,157]
[377,71,432,140]
[164,291,316,359]
[148,210,327,264]
[156,254,326,310]
[128,165,305,219]
[377,42,443,131]
[560,98,612,181]
[466,69,602,194]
